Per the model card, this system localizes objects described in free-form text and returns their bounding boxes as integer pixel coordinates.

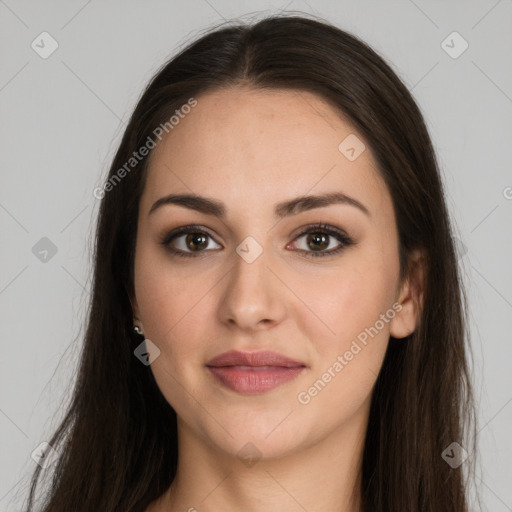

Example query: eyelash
[159,223,355,259]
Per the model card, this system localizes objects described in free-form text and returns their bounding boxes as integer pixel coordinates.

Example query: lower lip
[207,366,305,394]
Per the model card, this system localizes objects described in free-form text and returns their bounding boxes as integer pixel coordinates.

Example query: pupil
[308,233,328,251]
[187,233,207,251]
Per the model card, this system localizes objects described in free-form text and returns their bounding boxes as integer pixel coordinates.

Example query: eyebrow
[148,192,370,219]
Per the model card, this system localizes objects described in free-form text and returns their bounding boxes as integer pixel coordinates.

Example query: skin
[132,87,424,512]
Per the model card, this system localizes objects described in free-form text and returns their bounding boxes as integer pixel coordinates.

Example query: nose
[217,242,287,332]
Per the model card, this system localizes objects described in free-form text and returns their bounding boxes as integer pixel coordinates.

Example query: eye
[289,223,354,258]
[160,225,221,258]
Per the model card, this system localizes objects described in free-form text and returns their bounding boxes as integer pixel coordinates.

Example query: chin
[203,411,312,462]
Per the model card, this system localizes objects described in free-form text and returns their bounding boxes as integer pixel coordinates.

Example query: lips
[206,350,305,368]
[206,350,306,394]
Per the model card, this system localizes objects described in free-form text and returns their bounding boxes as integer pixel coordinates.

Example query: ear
[129,293,142,325]
[390,249,426,339]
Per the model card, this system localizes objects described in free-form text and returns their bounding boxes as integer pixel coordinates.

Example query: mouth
[205,350,306,394]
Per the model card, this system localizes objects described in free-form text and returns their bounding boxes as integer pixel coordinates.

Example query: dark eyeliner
[159,225,215,258]
[294,222,355,258]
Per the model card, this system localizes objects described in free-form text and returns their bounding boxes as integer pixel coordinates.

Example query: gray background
[1,1,511,510]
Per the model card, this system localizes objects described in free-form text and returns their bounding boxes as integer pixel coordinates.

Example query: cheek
[134,254,214,410]
[294,268,396,422]
[134,240,207,335]
[296,254,399,347]
[291,248,400,411]
[133,249,220,385]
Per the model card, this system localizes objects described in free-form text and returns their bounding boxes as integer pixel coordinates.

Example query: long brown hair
[25,13,480,512]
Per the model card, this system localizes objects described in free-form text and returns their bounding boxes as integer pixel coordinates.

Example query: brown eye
[185,233,209,252]
[291,223,355,258]
[160,226,222,257]
[306,233,329,251]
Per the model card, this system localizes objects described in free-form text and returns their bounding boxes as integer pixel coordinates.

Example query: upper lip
[206,350,305,368]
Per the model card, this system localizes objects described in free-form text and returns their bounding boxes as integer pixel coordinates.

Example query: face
[132,87,417,461]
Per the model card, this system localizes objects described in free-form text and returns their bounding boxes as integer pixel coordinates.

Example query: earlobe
[130,300,145,335]
[390,249,425,339]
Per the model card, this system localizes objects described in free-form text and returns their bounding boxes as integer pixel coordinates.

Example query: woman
[26,13,480,512]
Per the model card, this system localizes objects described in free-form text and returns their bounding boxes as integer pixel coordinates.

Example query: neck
[153,408,368,512]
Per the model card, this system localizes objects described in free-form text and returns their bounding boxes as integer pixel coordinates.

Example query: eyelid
[160,223,216,241]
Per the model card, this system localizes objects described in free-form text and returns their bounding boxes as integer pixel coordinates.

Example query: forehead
[142,87,389,218]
